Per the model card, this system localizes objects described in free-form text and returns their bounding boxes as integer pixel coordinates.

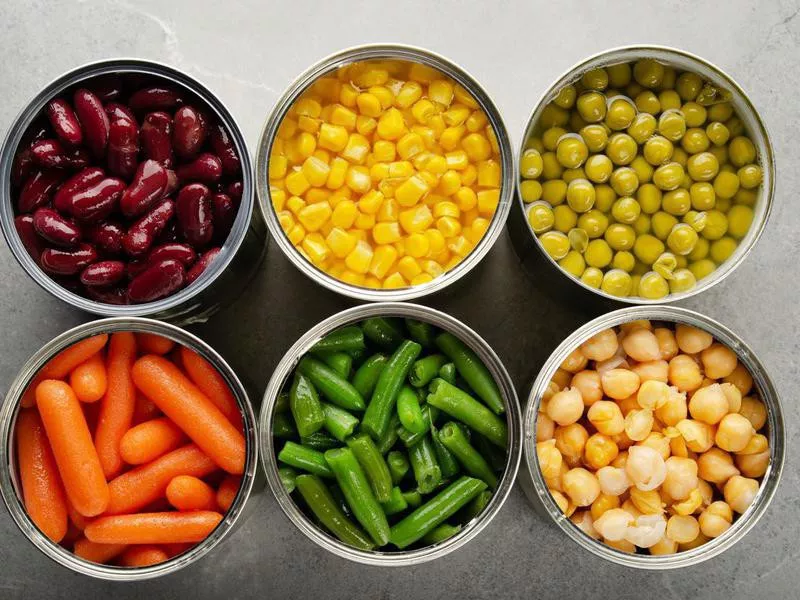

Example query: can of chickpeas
[0,318,258,580]
[255,44,514,301]
[508,45,775,309]
[519,305,785,569]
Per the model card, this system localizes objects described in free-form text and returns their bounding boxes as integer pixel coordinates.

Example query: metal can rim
[258,301,522,565]
[254,43,514,302]
[0,58,255,319]
[521,304,785,569]
[515,44,775,305]
[0,317,258,581]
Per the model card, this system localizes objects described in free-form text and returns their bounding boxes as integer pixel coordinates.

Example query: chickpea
[663,456,699,500]
[605,537,637,552]
[675,418,714,453]
[736,450,769,478]
[560,347,589,373]
[675,324,714,354]
[723,362,754,396]
[580,328,619,361]
[637,380,671,410]
[672,488,703,516]
[552,367,572,389]
[611,450,628,469]
[739,396,767,430]
[688,383,730,424]
[715,413,755,452]
[620,319,652,333]
[698,501,733,538]
[720,382,742,413]
[626,445,667,491]
[537,439,563,479]
[700,343,738,379]
[583,433,619,470]
[571,370,603,406]
[551,489,572,514]
[640,432,672,460]
[621,498,643,519]
[669,433,690,458]
[666,514,700,544]
[571,510,601,539]
[555,423,590,464]
[563,467,602,506]
[594,508,634,541]
[723,475,759,514]
[668,354,704,392]
[546,387,585,426]
[588,400,626,435]
[697,479,714,507]
[625,408,654,441]
[545,461,569,492]
[536,412,555,442]
[697,447,740,485]
[678,531,711,551]
[626,513,667,548]
[737,432,768,455]
[618,393,642,416]
[602,368,641,400]
[630,487,664,514]
[542,381,559,403]
[654,327,679,360]
[591,492,622,521]
[596,466,631,496]
[631,360,669,384]
[622,328,661,362]
[655,387,688,426]
[649,535,678,555]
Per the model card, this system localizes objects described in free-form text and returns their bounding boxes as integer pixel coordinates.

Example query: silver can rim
[0,317,258,581]
[522,305,785,569]
[0,58,255,319]
[258,302,522,565]
[255,43,514,302]
[515,44,775,304]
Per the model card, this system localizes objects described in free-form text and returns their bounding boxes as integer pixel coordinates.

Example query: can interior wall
[258,302,522,565]
[0,317,258,581]
[521,305,785,569]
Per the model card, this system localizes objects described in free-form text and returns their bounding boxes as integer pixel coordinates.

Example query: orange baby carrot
[15,409,68,542]
[21,334,109,407]
[166,475,218,511]
[132,356,246,474]
[94,332,137,478]
[135,332,175,355]
[180,347,243,429]
[36,380,109,517]
[133,391,161,424]
[73,537,127,563]
[105,444,217,515]
[162,542,193,557]
[119,417,186,465]
[216,475,242,512]
[66,497,92,531]
[85,511,223,545]
[69,352,107,403]
[120,545,170,567]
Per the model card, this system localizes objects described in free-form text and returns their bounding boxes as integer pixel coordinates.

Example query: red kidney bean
[176,183,213,246]
[129,87,184,113]
[32,208,82,247]
[127,259,149,279]
[40,243,97,276]
[140,112,174,167]
[211,193,236,241]
[86,221,125,255]
[45,98,83,146]
[172,106,206,159]
[73,89,110,158]
[127,258,186,303]
[53,167,105,213]
[107,113,139,180]
[18,169,66,213]
[105,102,136,124]
[155,219,178,245]
[88,75,123,102]
[71,177,126,222]
[209,123,240,175]
[226,180,243,202]
[122,198,175,256]
[147,242,197,267]
[11,123,50,188]
[176,153,222,184]
[80,260,126,286]
[85,285,128,305]
[14,215,45,261]
[164,169,179,196]
[186,247,221,284]
[120,159,169,217]
[30,139,89,169]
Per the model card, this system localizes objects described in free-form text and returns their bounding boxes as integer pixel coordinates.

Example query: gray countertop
[1,0,798,598]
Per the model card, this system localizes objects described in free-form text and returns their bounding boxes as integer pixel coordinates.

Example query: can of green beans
[0,317,259,580]
[508,45,775,308]
[259,302,522,565]
[519,305,785,569]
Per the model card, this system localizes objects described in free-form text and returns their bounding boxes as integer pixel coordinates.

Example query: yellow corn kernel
[295,132,317,159]
[325,227,357,258]
[396,175,430,207]
[297,202,332,232]
[411,99,437,124]
[455,187,477,211]
[412,125,438,150]
[486,126,500,155]
[420,259,445,278]
[383,272,407,289]
[477,159,501,188]
[364,275,382,288]
[408,63,440,84]
[462,208,480,226]
[394,240,406,258]
[353,67,388,88]
[345,166,371,194]
[301,233,329,264]
[373,222,402,245]
[454,84,479,109]
[272,138,286,156]
[355,211,375,230]
[446,150,469,170]
[357,190,384,215]
[313,149,331,164]
[324,157,347,189]
[319,124,349,152]
[399,204,434,233]
[338,270,365,286]
[424,229,446,255]
[297,115,320,134]
[287,224,305,245]
[328,191,349,208]
[326,260,345,278]
[433,201,460,219]
[429,80,455,106]
[437,170,461,196]
[277,210,294,232]
[429,115,447,138]
[403,233,429,258]
[349,228,368,243]
[356,116,376,137]
[356,93,382,117]
[339,83,359,107]
[461,164,477,186]
[271,187,287,212]
[445,254,463,270]
[440,126,466,152]
[411,273,434,285]
[341,133,371,164]
[443,106,471,127]
[367,244,398,278]
[447,235,473,257]
[301,156,331,187]
[389,161,415,179]
[277,117,298,140]
[377,108,406,140]
[373,140,396,162]
[412,151,434,171]
[477,189,500,215]
[286,195,306,215]
[423,155,447,175]
[397,256,423,280]
[377,197,399,222]
[397,133,425,160]
[294,97,322,118]
[319,221,334,237]
[418,170,439,190]
[313,78,341,102]
[304,188,331,205]
[467,217,491,244]
[344,240,374,274]
[423,193,448,208]
[331,199,358,229]
[330,105,357,131]
[466,111,488,133]
[379,179,398,199]
[437,216,462,238]
[463,133,492,162]
[370,163,389,182]
[269,155,288,180]
[369,85,394,109]
[395,81,423,108]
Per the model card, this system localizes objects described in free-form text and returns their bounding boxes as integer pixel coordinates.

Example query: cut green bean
[278,441,333,477]
[409,435,441,494]
[436,332,504,414]
[274,392,290,413]
[330,484,351,517]
[321,402,359,442]
[438,422,498,489]
[409,354,447,388]
[389,476,487,548]
[351,353,388,398]
[374,414,400,455]
[362,317,405,349]
[279,466,298,493]
[349,347,366,363]
[421,523,462,544]
[297,356,365,411]
[272,412,297,439]
[311,326,366,354]
[295,474,375,551]
[457,489,492,523]
[430,421,460,479]
[396,385,427,434]
[427,379,507,448]
[290,372,325,438]
[473,432,507,473]
[438,363,456,385]
[315,351,353,378]
[380,486,408,516]
[398,405,438,447]
[362,340,422,441]
[402,490,422,508]
[346,433,393,503]
[299,430,339,452]
[387,450,410,484]
[324,447,390,546]
[405,319,437,347]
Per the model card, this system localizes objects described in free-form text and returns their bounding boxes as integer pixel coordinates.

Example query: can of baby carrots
[258,302,522,565]
[0,317,258,580]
